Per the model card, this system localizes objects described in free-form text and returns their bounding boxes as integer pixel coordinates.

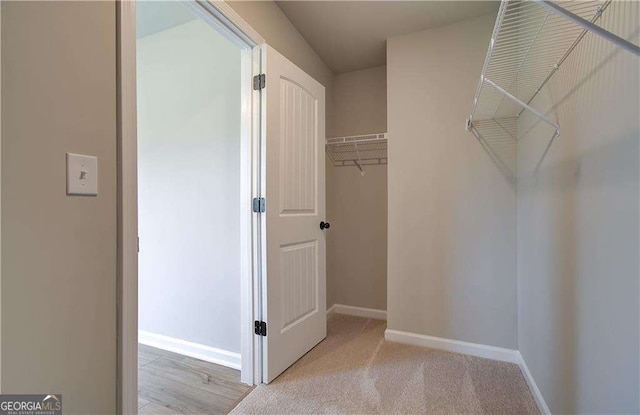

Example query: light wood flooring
[138,344,252,414]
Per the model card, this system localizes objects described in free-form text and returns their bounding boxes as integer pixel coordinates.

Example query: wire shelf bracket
[466,0,639,145]
[326,133,388,176]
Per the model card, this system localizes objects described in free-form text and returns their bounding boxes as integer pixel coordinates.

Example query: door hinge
[253,74,266,90]
[254,320,267,336]
[252,197,266,213]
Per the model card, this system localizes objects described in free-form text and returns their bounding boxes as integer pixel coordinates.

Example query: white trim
[186,1,264,47]
[239,47,257,386]
[330,304,387,320]
[383,329,549,411]
[251,44,264,386]
[139,331,241,370]
[326,304,336,319]
[517,352,551,415]
[384,329,519,364]
[116,2,138,414]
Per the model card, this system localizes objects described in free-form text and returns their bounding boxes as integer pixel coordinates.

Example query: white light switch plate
[66,153,98,196]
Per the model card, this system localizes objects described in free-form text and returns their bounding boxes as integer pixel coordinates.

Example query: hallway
[138,345,252,414]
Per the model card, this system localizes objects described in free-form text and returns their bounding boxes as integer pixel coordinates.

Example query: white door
[261,45,327,383]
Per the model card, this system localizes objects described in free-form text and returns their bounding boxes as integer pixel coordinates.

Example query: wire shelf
[467,0,639,144]
[326,133,387,173]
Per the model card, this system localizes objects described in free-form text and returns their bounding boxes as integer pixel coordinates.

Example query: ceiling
[136,1,197,39]
[276,1,499,74]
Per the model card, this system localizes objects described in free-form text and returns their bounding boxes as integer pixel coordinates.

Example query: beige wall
[326,66,387,310]
[387,13,517,349]
[516,2,639,412]
[1,1,116,413]
[331,65,386,137]
[326,165,387,310]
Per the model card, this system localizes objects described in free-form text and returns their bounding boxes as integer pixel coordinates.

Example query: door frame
[116,1,265,413]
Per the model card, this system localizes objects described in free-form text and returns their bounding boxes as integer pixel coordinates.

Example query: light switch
[66,153,98,196]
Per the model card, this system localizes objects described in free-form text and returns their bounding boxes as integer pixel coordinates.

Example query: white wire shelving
[466,0,640,144]
[326,133,387,175]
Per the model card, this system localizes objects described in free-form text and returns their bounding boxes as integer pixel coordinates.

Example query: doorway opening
[130,1,260,413]
[118,2,328,412]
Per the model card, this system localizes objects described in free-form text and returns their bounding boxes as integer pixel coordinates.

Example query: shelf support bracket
[353,160,364,174]
[353,141,365,175]
[483,77,560,136]
[533,0,640,56]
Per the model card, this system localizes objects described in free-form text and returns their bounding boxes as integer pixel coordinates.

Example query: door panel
[262,45,326,383]
[279,78,317,216]
[280,241,317,331]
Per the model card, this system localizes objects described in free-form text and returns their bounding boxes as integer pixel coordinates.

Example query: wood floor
[138,344,252,414]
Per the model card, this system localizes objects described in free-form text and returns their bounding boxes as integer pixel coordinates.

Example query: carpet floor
[231,314,539,415]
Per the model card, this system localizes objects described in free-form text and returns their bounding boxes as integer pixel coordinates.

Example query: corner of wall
[517,352,550,415]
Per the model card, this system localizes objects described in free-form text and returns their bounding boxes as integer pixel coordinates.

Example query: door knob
[320,221,331,230]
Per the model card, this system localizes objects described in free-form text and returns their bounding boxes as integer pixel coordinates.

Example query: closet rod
[533,0,640,56]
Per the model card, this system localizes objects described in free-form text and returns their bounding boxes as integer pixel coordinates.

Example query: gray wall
[516,1,640,413]
[387,13,517,349]
[326,65,387,310]
[137,19,242,353]
[1,1,116,412]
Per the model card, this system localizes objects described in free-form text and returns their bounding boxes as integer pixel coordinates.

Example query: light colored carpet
[230,315,539,415]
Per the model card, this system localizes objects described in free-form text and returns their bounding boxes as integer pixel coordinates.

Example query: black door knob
[320,221,331,230]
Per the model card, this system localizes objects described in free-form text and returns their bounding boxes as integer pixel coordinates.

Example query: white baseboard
[327,304,387,320]
[384,329,550,413]
[139,330,241,370]
[384,329,519,364]
[517,352,551,414]
[326,304,337,319]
